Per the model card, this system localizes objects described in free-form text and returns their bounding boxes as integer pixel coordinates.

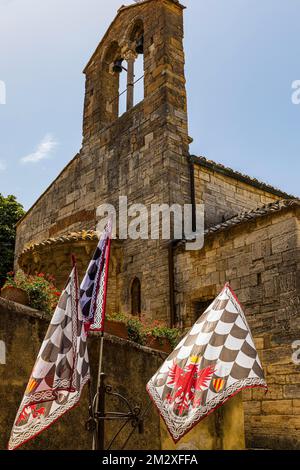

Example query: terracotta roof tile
[21,230,99,254]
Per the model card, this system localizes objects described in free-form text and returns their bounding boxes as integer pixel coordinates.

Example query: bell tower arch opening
[115,18,145,116]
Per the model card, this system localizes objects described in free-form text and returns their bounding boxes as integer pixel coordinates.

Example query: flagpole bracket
[94,384,142,426]
[87,382,144,449]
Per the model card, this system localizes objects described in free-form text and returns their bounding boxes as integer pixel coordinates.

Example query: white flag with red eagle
[8,263,90,450]
[147,283,267,442]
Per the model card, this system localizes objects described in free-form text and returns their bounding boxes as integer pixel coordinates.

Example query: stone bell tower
[15,0,191,326]
[81,0,191,324]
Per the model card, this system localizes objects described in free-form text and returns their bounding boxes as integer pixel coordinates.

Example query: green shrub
[3,271,61,315]
[150,324,181,349]
[106,312,181,348]
[127,317,147,345]
[106,311,130,323]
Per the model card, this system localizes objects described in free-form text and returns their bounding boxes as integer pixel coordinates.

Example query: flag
[80,220,112,331]
[147,283,267,443]
[8,265,90,450]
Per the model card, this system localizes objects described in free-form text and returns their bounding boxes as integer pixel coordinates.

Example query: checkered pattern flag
[147,283,267,443]
[8,264,90,450]
[80,220,112,332]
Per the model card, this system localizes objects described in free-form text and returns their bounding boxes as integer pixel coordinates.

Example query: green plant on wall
[106,311,181,348]
[3,271,61,315]
[0,194,25,287]
[127,317,148,345]
[150,324,181,349]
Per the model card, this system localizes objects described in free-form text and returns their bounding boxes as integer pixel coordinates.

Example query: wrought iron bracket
[86,381,144,450]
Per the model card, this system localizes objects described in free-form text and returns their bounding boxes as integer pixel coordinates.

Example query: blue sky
[0,0,299,210]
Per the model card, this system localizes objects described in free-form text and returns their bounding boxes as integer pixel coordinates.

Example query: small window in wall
[194,299,214,322]
[131,277,141,316]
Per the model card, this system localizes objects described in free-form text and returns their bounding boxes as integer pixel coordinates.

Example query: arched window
[103,41,122,121]
[131,277,141,316]
[116,20,144,116]
[129,20,144,108]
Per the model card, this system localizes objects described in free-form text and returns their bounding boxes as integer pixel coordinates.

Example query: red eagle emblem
[16,405,45,425]
[165,359,215,415]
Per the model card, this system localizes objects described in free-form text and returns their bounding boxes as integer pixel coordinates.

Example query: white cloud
[0,0,16,5]
[0,0,16,6]
[0,159,6,171]
[20,133,58,164]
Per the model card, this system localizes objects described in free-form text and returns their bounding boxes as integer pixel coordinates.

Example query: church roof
[19,230,123,257]
[191,155,296,200]
[20,231,99,255]
[205,199,300,237]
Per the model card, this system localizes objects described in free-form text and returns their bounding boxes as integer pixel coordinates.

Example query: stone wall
[174,206,300,449]
[193,161,289,228]
[0,298,162,450]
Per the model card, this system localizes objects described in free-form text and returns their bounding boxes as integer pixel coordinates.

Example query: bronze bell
[135,36,144,55]
[113,59,124,73]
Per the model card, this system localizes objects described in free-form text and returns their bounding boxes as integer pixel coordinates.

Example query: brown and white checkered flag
[80,220,112,332]
[147,283,267,443]
[8,264,90,450]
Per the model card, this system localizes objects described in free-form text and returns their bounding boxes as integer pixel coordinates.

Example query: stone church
[14,0,300,448]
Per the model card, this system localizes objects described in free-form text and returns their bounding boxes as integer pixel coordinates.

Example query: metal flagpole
[86,219,146,450]
[92,332,105,450]
[92,227,112,450]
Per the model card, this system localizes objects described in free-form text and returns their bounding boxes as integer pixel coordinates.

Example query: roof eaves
[191,155,297,200]
[204,199,300,237]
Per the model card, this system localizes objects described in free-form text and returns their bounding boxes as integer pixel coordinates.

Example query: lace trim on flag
[8,374,90,450]
[147,376,267,442]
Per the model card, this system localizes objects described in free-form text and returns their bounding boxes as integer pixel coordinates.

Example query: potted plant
[103,312,181,352]
[1,271,61,315]
[0,272,29,306]
[127,317,147,346]
[105,312,129,340]
[146,321,181,353]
